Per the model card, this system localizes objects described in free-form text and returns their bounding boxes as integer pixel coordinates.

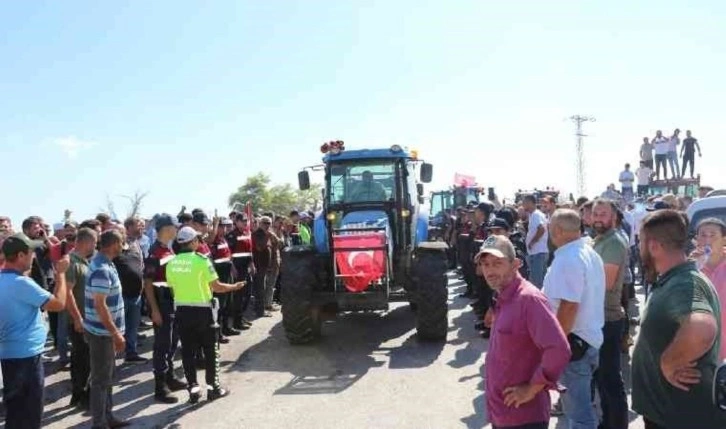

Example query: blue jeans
[527,253,548,288]
[561,346,599,429]
[667,151,680,179]
[1,354,45,429]
[124,295,142,358]
[56,311,69,361]
[595,319,629,429]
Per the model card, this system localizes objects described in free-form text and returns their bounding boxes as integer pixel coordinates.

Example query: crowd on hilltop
[0,206,315,428]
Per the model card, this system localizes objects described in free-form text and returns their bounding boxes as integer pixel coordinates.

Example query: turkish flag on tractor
[454,173,476,187]
[333,232,387,292]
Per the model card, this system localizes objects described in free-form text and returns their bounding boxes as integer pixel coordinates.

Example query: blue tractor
[282,141,449,344]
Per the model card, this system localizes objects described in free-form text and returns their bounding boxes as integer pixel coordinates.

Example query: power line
[569,115,596,197]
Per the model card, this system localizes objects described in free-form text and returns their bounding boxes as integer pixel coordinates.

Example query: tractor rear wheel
[412,247,448,341]
[281,249,321,345]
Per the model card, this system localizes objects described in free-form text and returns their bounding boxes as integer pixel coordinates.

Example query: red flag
[245,201,253,235]
[454,173,476,187]
[333,232,387,292]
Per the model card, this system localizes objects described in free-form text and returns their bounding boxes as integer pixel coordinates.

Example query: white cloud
[52,135,97,159]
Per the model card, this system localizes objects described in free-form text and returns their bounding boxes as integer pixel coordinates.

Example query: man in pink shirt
[693,217,726,360]
[477,235,571,429]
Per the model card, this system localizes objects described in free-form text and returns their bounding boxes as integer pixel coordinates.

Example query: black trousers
[152,290,179,377]
[176,307,220,389]
[655,154,668,179]
[69,327,90,400]
[681,154,695,178]
[231,259,251,322]
[213,262,233,329]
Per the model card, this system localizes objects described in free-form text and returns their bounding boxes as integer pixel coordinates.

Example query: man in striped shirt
[84,229,130,429]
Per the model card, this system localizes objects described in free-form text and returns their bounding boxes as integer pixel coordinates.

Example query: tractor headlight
[401,209,411,218]
[326,212,337,221]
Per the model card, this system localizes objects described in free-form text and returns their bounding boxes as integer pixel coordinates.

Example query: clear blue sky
[2,0,725,225]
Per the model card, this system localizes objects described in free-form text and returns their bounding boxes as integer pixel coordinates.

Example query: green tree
[228,173,323,215]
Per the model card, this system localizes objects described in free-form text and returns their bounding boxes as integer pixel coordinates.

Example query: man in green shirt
[64,227,98,409]
[166,226,246,404]
[633,209,726,429]
[591,199,629,429]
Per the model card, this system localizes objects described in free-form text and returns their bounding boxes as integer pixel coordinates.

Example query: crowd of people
[613,129,704,202]
[1,184,725,429]
[442,191,726,429]
[0,207,314,428]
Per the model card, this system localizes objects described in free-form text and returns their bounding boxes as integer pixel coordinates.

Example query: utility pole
[569,115,596,197]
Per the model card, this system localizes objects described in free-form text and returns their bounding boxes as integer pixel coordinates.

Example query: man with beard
[590,199,629,429]
[632,210,726,429]
[477,235,570,429]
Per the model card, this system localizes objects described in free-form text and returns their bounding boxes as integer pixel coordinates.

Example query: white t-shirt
[667,136,679,152]
[635,167,652,186]
[526,209,549,255]
[543,238,605,349]
[653,136,669,155]
[619,170,634,188]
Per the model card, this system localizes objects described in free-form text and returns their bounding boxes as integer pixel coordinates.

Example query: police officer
[211,217,238,341]
[143,213,186,403]
[226,212,255,330]
[470,202,494,315]
[165,226,246,403]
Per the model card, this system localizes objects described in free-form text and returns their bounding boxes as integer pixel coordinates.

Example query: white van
[687,196,726,235]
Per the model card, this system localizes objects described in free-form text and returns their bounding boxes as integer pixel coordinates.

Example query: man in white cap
[165,226,246,403]
[476,235,570,429]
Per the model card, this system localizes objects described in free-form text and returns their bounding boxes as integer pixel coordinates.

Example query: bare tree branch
[120,190,150,218]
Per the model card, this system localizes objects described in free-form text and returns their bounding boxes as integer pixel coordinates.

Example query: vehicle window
[329,161,396,204]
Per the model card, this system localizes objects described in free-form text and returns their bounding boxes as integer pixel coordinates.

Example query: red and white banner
[454,173,476,187]
[333,232,386,292]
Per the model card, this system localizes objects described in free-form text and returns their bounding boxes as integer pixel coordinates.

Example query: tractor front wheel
[412,247,448,341]
[281,249,321,345]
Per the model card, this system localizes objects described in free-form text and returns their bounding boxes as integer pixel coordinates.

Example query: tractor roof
[323,147,416,163]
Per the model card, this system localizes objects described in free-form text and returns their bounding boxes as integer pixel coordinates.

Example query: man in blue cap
[143,214,186,403]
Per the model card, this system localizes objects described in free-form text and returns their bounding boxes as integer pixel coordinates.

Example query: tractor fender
[415,209,430,247]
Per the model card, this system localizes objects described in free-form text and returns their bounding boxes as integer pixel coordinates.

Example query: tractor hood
[313,209,393,255]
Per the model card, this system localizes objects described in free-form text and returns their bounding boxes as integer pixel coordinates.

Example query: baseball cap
[192,211,210,225]
[299,212,310,220]
[155,213,179,231]
[176,226,201,244]
[474,235,517,262]
[2,233,44,258]
[220,217,233,226]
[487,217,511,231]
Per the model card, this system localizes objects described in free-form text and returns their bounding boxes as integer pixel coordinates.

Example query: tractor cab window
[329,161,397,204]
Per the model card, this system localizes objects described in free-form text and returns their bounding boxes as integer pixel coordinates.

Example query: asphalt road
[3,273,645,429]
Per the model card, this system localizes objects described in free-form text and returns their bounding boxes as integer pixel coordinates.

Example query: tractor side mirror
[416,183,424,196]
[298,171,310,190]
[418,195,424,204]
[420,163,433,183]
